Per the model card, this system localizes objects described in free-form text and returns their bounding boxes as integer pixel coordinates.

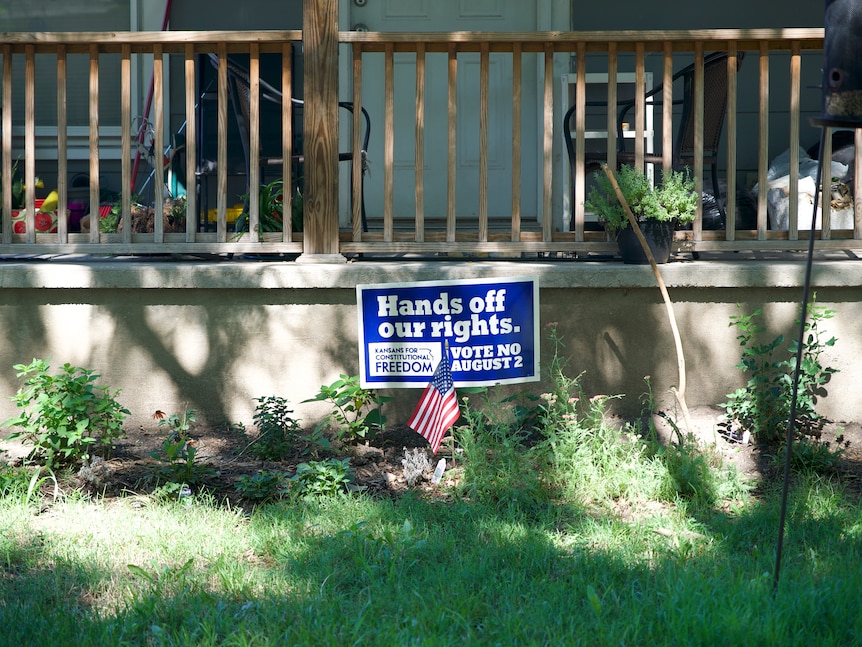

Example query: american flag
[407,353,460,454]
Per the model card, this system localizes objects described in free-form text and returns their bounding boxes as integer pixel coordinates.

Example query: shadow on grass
[3,480,862,645]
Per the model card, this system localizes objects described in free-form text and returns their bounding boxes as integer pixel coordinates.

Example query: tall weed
[452,390,551,515]
[248,396,306,460]
[535,327,659,504]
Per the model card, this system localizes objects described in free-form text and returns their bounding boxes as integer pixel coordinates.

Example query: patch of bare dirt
[0,422,452,508]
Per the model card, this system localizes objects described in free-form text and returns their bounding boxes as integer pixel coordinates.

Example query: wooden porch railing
[1,32,307,256]
[1,29,859,259]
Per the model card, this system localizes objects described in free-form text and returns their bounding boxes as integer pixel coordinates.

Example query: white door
[347,0,541,223]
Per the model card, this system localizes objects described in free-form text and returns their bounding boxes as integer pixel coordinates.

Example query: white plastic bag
[759,147,852,230]
[767,175,854,230]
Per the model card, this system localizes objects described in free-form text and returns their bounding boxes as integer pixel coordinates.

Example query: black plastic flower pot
[616,220,674,264]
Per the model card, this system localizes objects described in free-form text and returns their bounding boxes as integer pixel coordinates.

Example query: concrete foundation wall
[0,258,860,433]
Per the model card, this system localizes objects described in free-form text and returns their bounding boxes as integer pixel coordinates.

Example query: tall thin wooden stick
[601,163,693,435]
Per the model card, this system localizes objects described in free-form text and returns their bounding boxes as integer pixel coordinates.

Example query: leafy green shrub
[304,374,391,444]
[248,396,303,460]
[290,458,353,497]
[3,359,129,469]
[722,300,838,443]
[236,470,289,502]
[149,409,214,486]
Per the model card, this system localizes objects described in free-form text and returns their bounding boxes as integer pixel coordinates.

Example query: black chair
[564,52,745,225]
[208,54,371,232]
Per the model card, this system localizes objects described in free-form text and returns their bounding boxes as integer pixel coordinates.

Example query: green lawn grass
[1,473,861,646]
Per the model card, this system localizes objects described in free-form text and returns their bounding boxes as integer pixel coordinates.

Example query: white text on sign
[375,289,520,344]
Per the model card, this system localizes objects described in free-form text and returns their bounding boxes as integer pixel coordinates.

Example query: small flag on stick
[407,349,460,454]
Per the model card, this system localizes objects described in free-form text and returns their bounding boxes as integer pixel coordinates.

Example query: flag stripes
[407,354,459,454]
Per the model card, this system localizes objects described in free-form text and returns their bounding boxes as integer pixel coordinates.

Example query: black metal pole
[772,127,826,596]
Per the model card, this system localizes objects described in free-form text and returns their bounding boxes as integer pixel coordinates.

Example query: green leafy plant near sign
[454,389,551,512]
[721,298,839,446]
[3,359,129,469]
[304,374,391,444]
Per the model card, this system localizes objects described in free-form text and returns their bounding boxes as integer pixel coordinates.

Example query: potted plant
[234,178,303,237]
[1,159,44,210]
[585,165,697,264]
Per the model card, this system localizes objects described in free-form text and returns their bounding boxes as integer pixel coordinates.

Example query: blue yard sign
[357,276,539,388]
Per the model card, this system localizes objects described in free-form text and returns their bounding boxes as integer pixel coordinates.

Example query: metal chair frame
[208,54,371,231]
[564,52,744,224]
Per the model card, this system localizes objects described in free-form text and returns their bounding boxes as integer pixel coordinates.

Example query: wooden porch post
[298,0,344,262]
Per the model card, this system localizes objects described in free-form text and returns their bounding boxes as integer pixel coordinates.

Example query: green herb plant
[149,408,214,486]
[3,359,129,469]
[721,299,838,445]
[585,165,697,232]
[304,374,390,444]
